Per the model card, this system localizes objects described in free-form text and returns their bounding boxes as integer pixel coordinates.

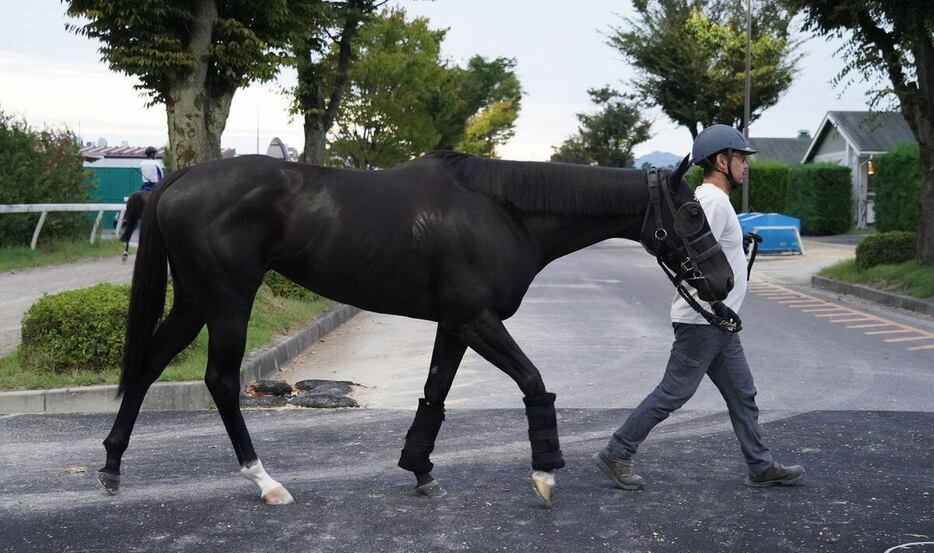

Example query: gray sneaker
[593,451,645,490]
[744,463,805,487]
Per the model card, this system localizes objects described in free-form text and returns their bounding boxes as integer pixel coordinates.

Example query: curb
[0,303,360,415]
[811,275,934,316]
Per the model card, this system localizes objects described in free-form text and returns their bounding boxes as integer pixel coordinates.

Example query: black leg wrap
[523,393,565,471]
[398,398,445,474]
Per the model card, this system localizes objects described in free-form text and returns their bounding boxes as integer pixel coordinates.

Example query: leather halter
[640,168,742,333]
[641,168,721,282]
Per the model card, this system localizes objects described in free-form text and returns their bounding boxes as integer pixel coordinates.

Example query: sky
[0,0,875,162]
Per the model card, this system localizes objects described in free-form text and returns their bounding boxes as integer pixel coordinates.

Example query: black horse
[97,151,733,506]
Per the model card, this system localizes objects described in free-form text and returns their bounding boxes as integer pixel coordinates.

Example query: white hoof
[262,484,294,505]
[531,470,555,507]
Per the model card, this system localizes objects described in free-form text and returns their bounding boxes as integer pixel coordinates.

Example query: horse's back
[157,155,539,320]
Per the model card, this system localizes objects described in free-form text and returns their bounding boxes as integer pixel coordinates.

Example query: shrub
[263,270,318,300]
[873,142,921,232]
[729,160,790,213]
[684,165,702,189]
[855,231,916,271]
[786,163,852,235]
[20,284,129,373]
[0,110,91,247]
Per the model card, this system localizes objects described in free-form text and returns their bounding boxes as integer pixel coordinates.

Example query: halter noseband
[640,167,741,333]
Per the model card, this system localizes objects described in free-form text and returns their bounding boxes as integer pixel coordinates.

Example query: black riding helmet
[691,124,756,188]
[144,146,157,159]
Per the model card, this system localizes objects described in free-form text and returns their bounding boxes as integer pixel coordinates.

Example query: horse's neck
[520,212,644,267]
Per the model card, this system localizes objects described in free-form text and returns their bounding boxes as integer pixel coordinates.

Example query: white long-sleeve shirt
[670,182,747,324]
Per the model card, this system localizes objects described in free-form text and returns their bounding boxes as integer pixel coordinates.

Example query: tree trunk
[917,141,934,263]
[297,10,360,165]
[302,117,328,165]
[163,0,226,168]
[911,27,934,264]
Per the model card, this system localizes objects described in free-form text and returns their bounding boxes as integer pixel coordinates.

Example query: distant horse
[97,152,733,506]
[116,190,149,261]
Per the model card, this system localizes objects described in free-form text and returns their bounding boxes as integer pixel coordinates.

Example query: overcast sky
[0,0,874,161]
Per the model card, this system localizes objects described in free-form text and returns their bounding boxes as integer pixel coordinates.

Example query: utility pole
[742,0,752,213]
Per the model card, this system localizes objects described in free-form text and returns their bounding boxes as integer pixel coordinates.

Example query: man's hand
[742,232,763,255]
[712,301,742,332]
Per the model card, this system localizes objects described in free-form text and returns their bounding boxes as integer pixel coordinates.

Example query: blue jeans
[605,323,774,473]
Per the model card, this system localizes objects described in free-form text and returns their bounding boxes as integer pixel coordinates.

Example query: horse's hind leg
[98,293,204,494]
[449,310,564,506]
[203,310,293,505]
[398,324,467,497]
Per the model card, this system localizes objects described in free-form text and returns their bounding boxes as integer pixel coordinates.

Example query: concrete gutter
[812,275,934,316]
[0,303,359,415]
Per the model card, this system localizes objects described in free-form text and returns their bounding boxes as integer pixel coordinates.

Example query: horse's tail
[119,168,190,397]
[119,191,148,243]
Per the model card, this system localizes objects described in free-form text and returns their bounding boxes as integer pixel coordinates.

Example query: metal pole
[742,0,752,213]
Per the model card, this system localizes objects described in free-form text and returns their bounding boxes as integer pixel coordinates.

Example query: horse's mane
[423,151,651,216]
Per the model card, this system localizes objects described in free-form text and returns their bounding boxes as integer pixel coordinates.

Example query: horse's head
[640,155,734,302]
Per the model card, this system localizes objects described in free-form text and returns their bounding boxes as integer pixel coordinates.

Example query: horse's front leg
[399,324,467,498]
[452,310,565,507]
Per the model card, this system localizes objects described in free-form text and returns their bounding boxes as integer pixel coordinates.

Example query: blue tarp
[736,212,802,254]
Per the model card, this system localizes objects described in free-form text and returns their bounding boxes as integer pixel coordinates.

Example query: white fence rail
[0,203,126,250]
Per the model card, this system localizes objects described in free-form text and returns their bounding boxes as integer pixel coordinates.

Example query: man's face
[717,152,748,181]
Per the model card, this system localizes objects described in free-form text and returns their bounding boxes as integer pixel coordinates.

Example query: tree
[326,9,446,169]
[780,0,934,262]
[0,110,89,245]
[608,0,801,138]
[431,56,522,157]
[551,87,652,167]
[327,10,522,168]
[289,1,385,165]
[66,0,318,167]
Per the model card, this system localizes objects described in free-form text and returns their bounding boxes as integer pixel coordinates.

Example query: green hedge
[730,160,790,213]
[786,163,853,235]
[263,270,318,300]
[684,161,790,214]
[684,165,703,189]
[0,110,91,247]
[20,284,130,373]
[855,231,916,271]
[873,142,921,232]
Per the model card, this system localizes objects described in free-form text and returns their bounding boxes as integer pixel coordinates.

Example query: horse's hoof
[262,484,294,505]
[96,469,120,495]
[415,479,447,498]
[531,470,555,508]
[121,253,128,264]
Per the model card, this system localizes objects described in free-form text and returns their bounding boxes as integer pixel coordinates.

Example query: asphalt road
[1,239,932,552]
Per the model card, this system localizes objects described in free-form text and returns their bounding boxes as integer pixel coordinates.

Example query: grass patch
[819,258,934,299]
[0,238,126,272]
[0,286,331,390]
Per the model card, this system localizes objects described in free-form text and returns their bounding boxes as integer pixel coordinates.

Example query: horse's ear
[669,154,691,190]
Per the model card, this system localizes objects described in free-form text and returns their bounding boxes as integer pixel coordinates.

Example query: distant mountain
[633,151,681,169]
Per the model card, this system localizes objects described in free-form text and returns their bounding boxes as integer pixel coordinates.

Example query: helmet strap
[716,148,741,190]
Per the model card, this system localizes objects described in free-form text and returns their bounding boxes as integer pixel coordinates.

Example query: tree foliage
[551,88,652,167]
[608,0,800,137]
[289,0,384,164]
[327,9,521,169]
[0,110,90,246]
[779,0,934,262]
[326,9,447,169]
[65,0,320,167]
[432,56,522,157]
